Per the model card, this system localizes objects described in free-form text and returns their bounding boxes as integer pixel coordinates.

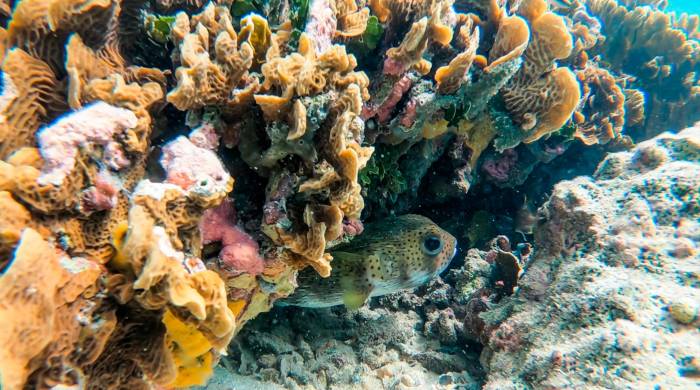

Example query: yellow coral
[422,118,450,139]
[458,117,497,168]
[239,13,272,64]
[163,309,215,388]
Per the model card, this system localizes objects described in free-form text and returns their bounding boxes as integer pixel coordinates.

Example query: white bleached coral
[36,101,137,185]
[160,125,232,201]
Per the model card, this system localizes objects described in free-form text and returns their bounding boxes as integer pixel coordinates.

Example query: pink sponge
[200,199,264,276]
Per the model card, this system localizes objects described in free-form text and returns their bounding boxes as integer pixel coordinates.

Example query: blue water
[667,0,700,14]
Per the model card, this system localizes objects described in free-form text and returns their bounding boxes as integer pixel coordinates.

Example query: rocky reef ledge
[210,125,699,389]
[481,124,700,389]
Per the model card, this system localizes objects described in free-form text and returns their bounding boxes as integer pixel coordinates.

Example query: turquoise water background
[667,0,700,14]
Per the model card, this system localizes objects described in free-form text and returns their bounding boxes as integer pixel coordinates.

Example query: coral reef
[0,0,698,387]
[0,229,109,389]
[207,234,528,389]
[217,126,699,389]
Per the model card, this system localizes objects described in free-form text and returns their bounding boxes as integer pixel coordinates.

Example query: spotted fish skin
[283,214,458,309]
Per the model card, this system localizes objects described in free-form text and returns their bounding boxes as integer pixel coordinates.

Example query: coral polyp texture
[0,0,698,388]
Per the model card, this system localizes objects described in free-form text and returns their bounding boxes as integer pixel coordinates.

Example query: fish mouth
[436,238,458,275]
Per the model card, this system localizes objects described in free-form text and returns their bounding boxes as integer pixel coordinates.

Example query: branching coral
[586,0,700,134]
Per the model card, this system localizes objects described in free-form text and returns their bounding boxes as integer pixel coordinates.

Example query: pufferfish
[283,214,457,310]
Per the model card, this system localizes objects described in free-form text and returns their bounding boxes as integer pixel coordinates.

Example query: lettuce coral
[167,3,255,111]
[585,0,700,136]
[0,229,108,389]
[501,0,581,143]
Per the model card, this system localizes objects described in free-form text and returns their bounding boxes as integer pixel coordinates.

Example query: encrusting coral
[0,0,698,387]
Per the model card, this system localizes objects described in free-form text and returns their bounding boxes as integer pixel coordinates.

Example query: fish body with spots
[283,214,458,309]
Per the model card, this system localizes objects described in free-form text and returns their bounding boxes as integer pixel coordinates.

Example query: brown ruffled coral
[167,3,255,111]
[0,48,65,159]
[623,88,646,127]
[255,34,369,116]
[76,73,163,260]
[7,0,116,74]
[0,229,110,389]
[382,0,458,76]
[0,1,244,388]
[250,33,373,277]
[671,12,700,40]
[574,64,626,145]
[83,304,176,389]
[0,0,168,264]
[82,75,164,154]
[586,0,700,133]
[501,1,581,142]
[0,191,33,261]
[486,13,530,72]
[587,0,698,72]
[336,0,371,38]
[384,17,434,76]
[435,19,481,94]
[119,202,235,350]
[64,33,165,112]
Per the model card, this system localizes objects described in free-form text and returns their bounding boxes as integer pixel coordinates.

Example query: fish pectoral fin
[341,277,373,310]
[342,289,371,310]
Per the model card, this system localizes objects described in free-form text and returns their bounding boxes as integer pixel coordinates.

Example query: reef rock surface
[211,280,486,390]
[481,125,700,388]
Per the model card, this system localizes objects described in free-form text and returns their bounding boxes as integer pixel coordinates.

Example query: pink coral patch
[200,199,264,276]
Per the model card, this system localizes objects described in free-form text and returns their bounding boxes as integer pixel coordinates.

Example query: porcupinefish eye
[421,234,443,256]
